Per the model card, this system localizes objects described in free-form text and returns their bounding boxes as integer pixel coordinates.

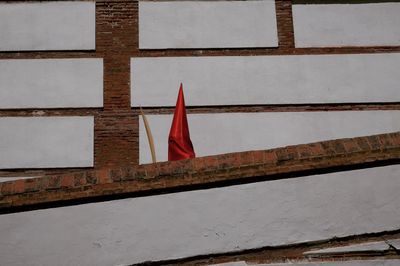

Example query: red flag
[168,83,195,161]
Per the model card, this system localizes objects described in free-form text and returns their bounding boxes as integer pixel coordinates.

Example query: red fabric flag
[168,84,195,161]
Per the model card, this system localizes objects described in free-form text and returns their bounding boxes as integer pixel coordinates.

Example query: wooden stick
[140,106,157,163]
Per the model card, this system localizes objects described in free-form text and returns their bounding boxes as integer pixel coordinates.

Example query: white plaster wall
[0,164,399,265]
[139,110,400,164]
[139,0,278,49]
[0,117,94,169]
[0,59,103,109]
[293,3,400,48]
[0,1,95,51]
[131,53,400,107]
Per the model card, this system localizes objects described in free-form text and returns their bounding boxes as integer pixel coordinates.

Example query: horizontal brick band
[1,132,399,211]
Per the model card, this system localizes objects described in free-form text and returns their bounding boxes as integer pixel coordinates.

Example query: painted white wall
[0,164,399,265]
[0,117,94,169]
[139,110,400,164]
[0,1,95,51]
[293,3,400,48]
[139,0,278,49]
[131,53,400,107]
[0,59,103,109]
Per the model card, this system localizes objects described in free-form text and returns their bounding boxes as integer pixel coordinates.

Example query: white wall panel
[293,3,400,47]
[139,0,278,49]
[0,165,399,265]
[0,59,103,109]
[131,53,400,107]
[139,111,400,164]
[0,117,94,169]
[0,1,95,51]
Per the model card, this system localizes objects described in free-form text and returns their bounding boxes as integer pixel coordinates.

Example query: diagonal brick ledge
[1,132,400,211]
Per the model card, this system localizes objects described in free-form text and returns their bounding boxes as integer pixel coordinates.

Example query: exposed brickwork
[1,132,399,211]
[154,231,400,266]
[0,0,399,178]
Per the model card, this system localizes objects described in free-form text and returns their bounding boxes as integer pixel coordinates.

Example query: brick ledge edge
[1,132,399,211]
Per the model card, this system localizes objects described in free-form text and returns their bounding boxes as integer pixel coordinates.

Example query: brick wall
[1,132,400,211]
[0,0,399,177]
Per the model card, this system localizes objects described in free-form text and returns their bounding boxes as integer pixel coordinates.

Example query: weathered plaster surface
[139,111,400,164]
[0,165,399,265]
[0,117,94,169]
[131,53,400,107]
[0,1,95,51]
[293,3,400,47]
[0,59,103,109]
[139,0,277,49]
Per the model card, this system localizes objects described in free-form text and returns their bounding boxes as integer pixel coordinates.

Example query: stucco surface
[139,0,278,49]
[0,165,399,265]
[139,111,400,164]
[0,117,94,169]
[0,1,95,51]
[293,3,400,48]
[131,53,400,107]
[0,59,103,109]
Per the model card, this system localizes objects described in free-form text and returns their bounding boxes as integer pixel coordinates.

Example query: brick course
[1,132,399,211]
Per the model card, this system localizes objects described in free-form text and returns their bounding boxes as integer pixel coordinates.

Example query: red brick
[389,133,400,145]
[367,135,383,150]
[252,151,265,164]
[98,168,112,184]
[378,134,396,148]
[308,143,325,157]
[342,139,361,153]
[74,173,87,187]
[264,151,278,163]
[13,180,25,194]
[1,182,14,196]
[24,178,40,193]
[239,151,254,166]
[296,144,313,159]
[61,175,74,188]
